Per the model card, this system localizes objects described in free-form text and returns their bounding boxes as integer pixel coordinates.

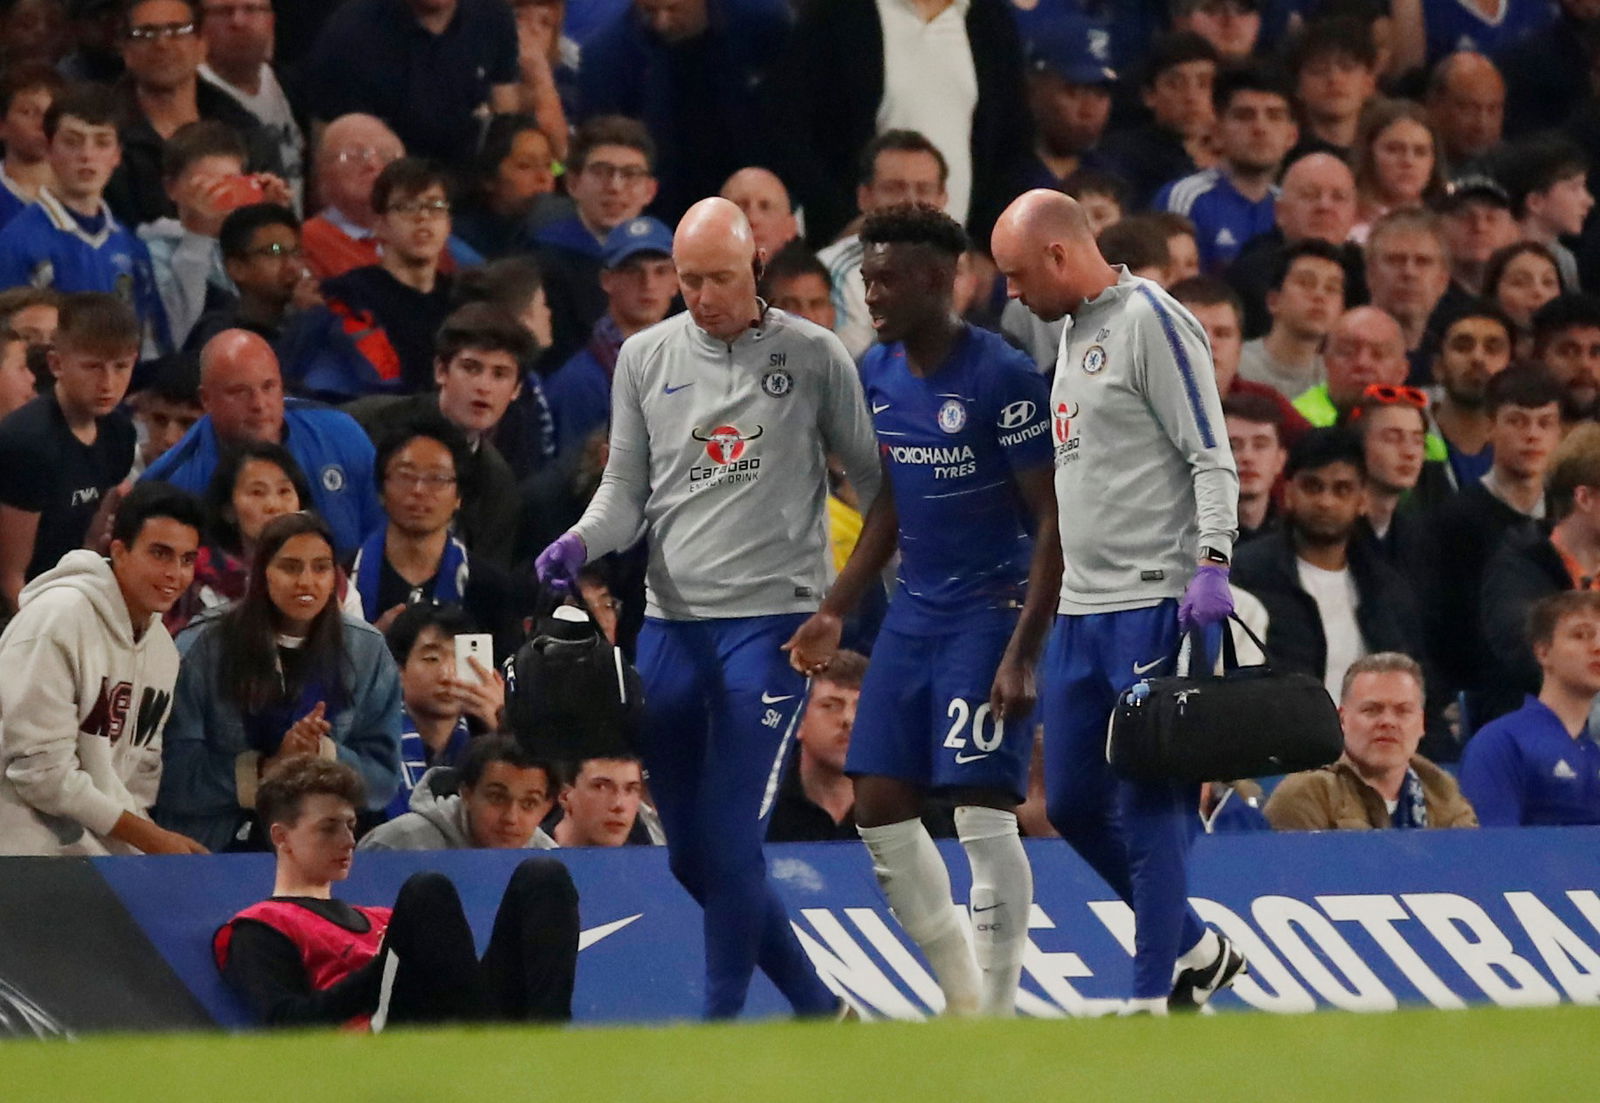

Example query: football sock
[955,806,1032,1018]
[1177,927,1220,973]
[858,818,981,1016]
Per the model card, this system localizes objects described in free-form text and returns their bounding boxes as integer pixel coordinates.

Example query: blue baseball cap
[1027,19,1117,86]
[603,216,674,269]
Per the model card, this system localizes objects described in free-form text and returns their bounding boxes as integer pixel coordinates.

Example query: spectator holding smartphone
[140,120,288,348]
[155,510,402,851]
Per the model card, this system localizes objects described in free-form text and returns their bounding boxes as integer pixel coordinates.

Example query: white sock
[1177,927,1220,973]
[955,806,1033,1018]
[858,818,981,1017]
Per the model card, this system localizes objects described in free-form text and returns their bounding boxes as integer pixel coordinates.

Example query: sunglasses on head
[1347,383,1428,425]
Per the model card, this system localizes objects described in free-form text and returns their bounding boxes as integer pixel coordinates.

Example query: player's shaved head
[991,189,1116,322]
[675,198,762,341]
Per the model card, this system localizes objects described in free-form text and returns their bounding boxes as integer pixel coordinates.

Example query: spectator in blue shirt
[542,215,677,456]
[1156,62,1299,273]
[141,329,381,554]
[0,62,63,232]
[1462,591,1600,827]
[0,83,171,354]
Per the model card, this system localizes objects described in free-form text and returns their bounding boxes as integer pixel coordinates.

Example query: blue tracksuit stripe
[1138,285,1216,449]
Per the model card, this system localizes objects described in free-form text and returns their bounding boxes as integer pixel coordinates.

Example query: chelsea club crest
[1082,344,1107,374]
[762,368,792,397]
[937,399,967,434]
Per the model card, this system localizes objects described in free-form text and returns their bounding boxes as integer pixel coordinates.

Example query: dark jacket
[578,0,790,224]
[1479,523,1571,716]
[1232,527,1427,686]
[1097,121,1196,214]
[763,0,1032,247]
[341,391,521,570]
[1426,482,1540,696]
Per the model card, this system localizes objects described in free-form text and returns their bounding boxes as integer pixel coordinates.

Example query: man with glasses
[287,159,456,398]
[1294,305,1410,427]
[533,116,658,362]
[196,0,303,211]
[300,114,404,281]
[189,201,307,350]
[351,413,531,659]
[107,0,282,228]
[142,328,381,554]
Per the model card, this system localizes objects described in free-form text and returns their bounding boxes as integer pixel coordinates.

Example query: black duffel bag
[504,603,643,762]
[1107,615,1342,784]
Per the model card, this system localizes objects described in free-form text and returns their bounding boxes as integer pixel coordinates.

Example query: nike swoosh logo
[954,752,990,764]
[761,691,796,704]
[871,402,891,413]
[663,382,694,395]
[1133,658,1164,675]
[579,913,642,951]
[971,903,1002,913]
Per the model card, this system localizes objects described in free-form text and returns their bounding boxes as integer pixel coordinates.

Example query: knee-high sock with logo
[857,818,980,1016]
[955,806,1032,1018]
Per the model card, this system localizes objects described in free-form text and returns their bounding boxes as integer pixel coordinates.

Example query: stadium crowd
[4,0,1600,1023]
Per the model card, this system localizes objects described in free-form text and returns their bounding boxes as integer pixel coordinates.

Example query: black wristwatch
[1199,546,1230,566]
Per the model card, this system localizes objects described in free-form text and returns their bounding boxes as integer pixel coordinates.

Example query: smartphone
[215,174,266,213]
[453,634,494,686]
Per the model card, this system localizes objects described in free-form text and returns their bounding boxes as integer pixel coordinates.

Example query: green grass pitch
[8,1005,1600,1102]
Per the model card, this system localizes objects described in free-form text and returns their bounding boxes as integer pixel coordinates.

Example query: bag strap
[1176,614,1267,677]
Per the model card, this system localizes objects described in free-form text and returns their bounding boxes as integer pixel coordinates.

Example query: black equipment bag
[1106,615,1342,784]
[504,604,643,761]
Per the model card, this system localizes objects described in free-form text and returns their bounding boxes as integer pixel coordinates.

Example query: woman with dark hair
[1484,241,1565,363]
[164,441,361,632]
[450,115,559,261]
[156,512,403,851]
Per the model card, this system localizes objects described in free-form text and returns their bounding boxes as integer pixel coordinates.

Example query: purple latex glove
[1178,564,1233,633]
[535,532,587,593]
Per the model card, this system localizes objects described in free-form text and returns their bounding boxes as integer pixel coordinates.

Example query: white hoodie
[0,551,181,856]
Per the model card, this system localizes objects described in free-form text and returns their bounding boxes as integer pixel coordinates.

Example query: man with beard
[1532,294,1600,422]
[1425,306,1513,502]
[1232,427,1426,701]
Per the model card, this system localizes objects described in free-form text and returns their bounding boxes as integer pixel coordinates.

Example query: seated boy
[213,756,578,1029]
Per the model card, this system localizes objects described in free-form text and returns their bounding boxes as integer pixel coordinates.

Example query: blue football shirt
[861,324,1052,631]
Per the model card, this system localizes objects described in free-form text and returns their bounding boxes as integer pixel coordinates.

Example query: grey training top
[572,307,882,621]
[1049,268,1239,613]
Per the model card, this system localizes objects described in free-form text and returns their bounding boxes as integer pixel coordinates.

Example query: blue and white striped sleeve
[1133,286,1239,559]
